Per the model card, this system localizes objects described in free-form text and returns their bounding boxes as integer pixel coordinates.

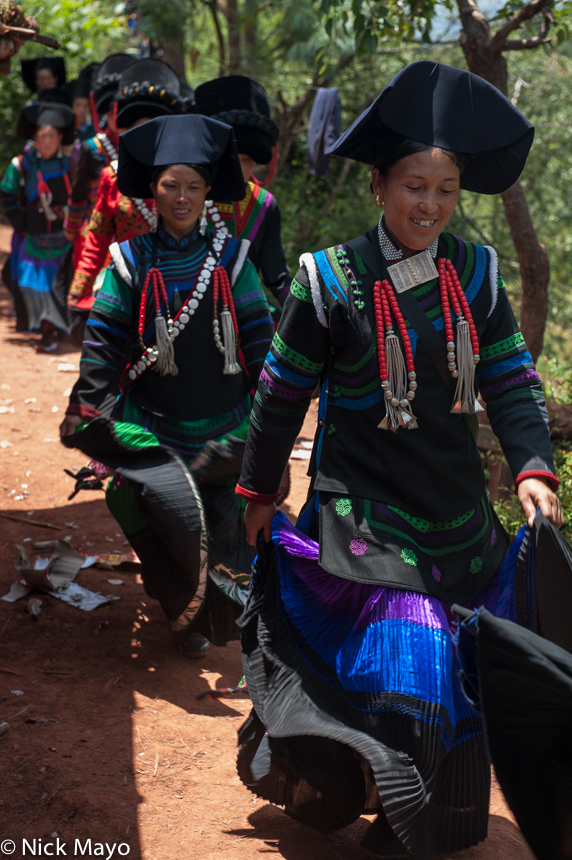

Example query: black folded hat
[36,87,72,108]
[117,114,246,203]
[17,101,76,145]
[194,75,279,165]
[92,53,134,115]
[179,80,196,113]
[327,61,534,195]
[64,77,91,104]
[21,57,66,92]
[78,62,100,84]
[115,58,184,129]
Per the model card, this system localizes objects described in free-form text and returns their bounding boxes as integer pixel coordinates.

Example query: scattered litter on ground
[26,511,35,516]
[96,620,111,632]
[1,581,30,602]
[0,721,9,737]
[26,598,42,617]
[4,541,122,612]
[29,407,41,413]
[57,363,79,373]
[43,436,58,443]
[51,406,58,413]
[93,551,139,570]
[107,579,124,586]
[0,383,10,390]
[0,440,12,448]
[24,398,36,404]
[63,388,72,396]
[0,406,15,414]
[65,522,79,529]
[11,690,24,696]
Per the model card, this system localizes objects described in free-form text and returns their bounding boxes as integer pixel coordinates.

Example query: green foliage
[0,0,126,181]
[493,441,572,541]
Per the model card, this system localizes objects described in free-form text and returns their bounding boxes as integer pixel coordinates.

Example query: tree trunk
[227,0,240,73]
[161,32,186,81]
[456,0,550,360]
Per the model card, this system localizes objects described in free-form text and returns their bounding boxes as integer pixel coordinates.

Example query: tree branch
[490,0,553,53]
[202,0,225,73]
[294,159,352,245]
[503,35,551,49]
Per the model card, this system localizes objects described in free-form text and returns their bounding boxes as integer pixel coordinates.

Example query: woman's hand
[67,292,81,310]
[59,414,83,441]
[244,501,276,546]
[517,477,562,529]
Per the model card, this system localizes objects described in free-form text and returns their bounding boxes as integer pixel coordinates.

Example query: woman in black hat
[67,57,186,311]
[194,75,290,311]
[63,77,94,142]
[1,99,77,349]
[20,57,66,103]
[60,114,274,657]
[234,61,561,858]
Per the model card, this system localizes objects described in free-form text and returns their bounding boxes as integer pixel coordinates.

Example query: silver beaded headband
[378,218,439,262]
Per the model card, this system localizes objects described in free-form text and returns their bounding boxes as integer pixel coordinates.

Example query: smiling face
[150,164,211,241]
[371,148,460,258]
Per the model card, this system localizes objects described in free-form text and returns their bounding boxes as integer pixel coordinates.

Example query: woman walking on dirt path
[234,61,561,859]
[60,114,274,658]
[1,97,77,351]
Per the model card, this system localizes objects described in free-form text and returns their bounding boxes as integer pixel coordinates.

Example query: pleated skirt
[238,511,520,859]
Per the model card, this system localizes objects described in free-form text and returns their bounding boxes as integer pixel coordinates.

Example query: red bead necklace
[373,258,481,430]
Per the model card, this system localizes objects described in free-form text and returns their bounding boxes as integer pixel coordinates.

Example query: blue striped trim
[336,389,384,410]
[240,315,273,331]
[314,250,348,306]
[87,318,130,338]
[266,352,314,387]
[477,351,533,380]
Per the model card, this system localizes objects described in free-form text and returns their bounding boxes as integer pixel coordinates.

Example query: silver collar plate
[386,250,438,293]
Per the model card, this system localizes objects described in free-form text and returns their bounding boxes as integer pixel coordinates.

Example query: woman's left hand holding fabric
[517,477,562,529]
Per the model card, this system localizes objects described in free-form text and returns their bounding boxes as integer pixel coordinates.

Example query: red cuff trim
[235,484,280,505]
[66,403,101,421]
[515,470,559,492]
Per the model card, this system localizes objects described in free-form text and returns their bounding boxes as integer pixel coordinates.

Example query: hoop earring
[376,194,383,207]
[199,203,208,236]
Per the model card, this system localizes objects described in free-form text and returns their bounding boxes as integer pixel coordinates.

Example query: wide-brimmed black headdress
[327,61,534,195]
[17,101,76,145]
[64,77,91,104]
[92,53,134,115]
[194,75,279,165]
[115,58,184,129]
[78,62,100,85]
[117,114,246,203]
[21,57,66,92]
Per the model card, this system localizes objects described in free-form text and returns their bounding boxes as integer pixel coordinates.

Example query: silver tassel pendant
[220,309,241,375]
[199,205,208,236]
[451,319,482,414]
[154,313,178,376]
[378,333,417,431]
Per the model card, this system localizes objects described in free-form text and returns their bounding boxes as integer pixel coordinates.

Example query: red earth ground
[0,225,535,860]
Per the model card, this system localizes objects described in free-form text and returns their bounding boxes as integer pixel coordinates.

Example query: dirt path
[0,247,533,860]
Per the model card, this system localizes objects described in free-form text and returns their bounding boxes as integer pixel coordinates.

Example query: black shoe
[175,628,210,658]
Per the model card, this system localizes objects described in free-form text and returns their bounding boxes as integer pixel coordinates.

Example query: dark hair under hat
[194,75,279,165]
[17,101,76,145]
[115,58,184,129]
[117,114,246,203]
[327,61,534,195]
[92,53,134,115]
[21,57,66,93]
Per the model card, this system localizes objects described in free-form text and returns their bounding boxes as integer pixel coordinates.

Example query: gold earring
[376,194,383,207]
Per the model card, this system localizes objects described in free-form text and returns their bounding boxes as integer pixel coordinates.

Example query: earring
[199,203,208,236]
[376,194,383,207]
